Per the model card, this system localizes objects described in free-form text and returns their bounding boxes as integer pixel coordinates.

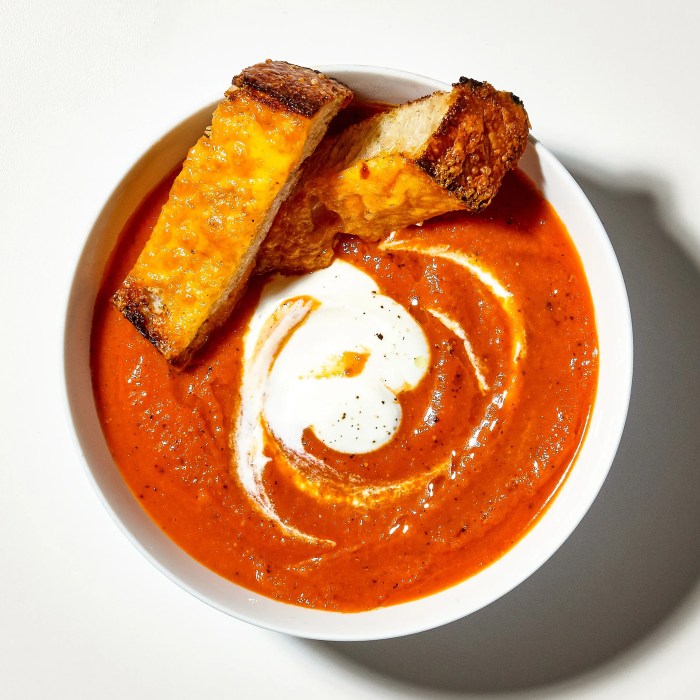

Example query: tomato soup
[91,169,598,612]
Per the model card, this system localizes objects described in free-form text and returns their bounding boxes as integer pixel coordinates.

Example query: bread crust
[229,61,350,117]
[114,61,352,365]
[417,78,530,210]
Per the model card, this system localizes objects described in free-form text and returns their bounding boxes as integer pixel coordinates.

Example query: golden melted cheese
[256,153,464,274]
[117,91,313,361]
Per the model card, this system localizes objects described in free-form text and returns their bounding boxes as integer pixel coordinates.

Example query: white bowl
[63,65,633,641]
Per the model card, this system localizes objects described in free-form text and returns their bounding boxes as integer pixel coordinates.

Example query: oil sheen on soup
[92,168,598,612]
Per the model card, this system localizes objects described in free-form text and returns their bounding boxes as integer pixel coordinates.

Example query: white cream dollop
[248,260,428,454]
[263,261,429,454]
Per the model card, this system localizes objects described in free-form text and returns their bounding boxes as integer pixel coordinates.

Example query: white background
[2,1,700,697]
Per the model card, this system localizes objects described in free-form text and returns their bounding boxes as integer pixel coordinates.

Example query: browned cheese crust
[230,61,352,117]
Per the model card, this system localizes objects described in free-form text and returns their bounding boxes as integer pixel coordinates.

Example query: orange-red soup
[92,169,598,612]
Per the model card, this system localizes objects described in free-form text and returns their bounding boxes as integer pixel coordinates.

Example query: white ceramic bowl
[63,65,633,641]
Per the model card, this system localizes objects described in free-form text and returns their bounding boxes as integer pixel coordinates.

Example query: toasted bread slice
[255,78,530,275]
[113,61,352,365]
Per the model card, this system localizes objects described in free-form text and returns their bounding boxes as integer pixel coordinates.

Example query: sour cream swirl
[232,241,526,544]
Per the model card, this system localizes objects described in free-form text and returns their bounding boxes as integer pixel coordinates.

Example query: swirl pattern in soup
[91,168,598,611]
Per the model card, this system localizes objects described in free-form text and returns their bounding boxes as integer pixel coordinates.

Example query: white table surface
[2,1,700,697]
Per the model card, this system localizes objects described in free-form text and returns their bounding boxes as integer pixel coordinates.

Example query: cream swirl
[233,260,429,541]
[232,243,526,545]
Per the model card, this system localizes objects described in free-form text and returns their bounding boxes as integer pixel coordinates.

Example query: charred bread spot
[113,285,169,355]
[457,77,485,89]
[229,60,352,117]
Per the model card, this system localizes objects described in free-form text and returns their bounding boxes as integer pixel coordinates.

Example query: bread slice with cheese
[255,78,530,275]
[113,61,352,365]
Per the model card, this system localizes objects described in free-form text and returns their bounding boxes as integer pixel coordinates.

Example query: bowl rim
[62,64,633,641]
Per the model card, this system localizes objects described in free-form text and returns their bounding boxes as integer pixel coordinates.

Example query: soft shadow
[301,160,700,693]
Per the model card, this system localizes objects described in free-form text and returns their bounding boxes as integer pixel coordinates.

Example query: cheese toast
[113,61,352,365]
[255,78,530,275]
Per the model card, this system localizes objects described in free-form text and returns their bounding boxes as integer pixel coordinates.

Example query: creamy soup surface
[92,164,598,612]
